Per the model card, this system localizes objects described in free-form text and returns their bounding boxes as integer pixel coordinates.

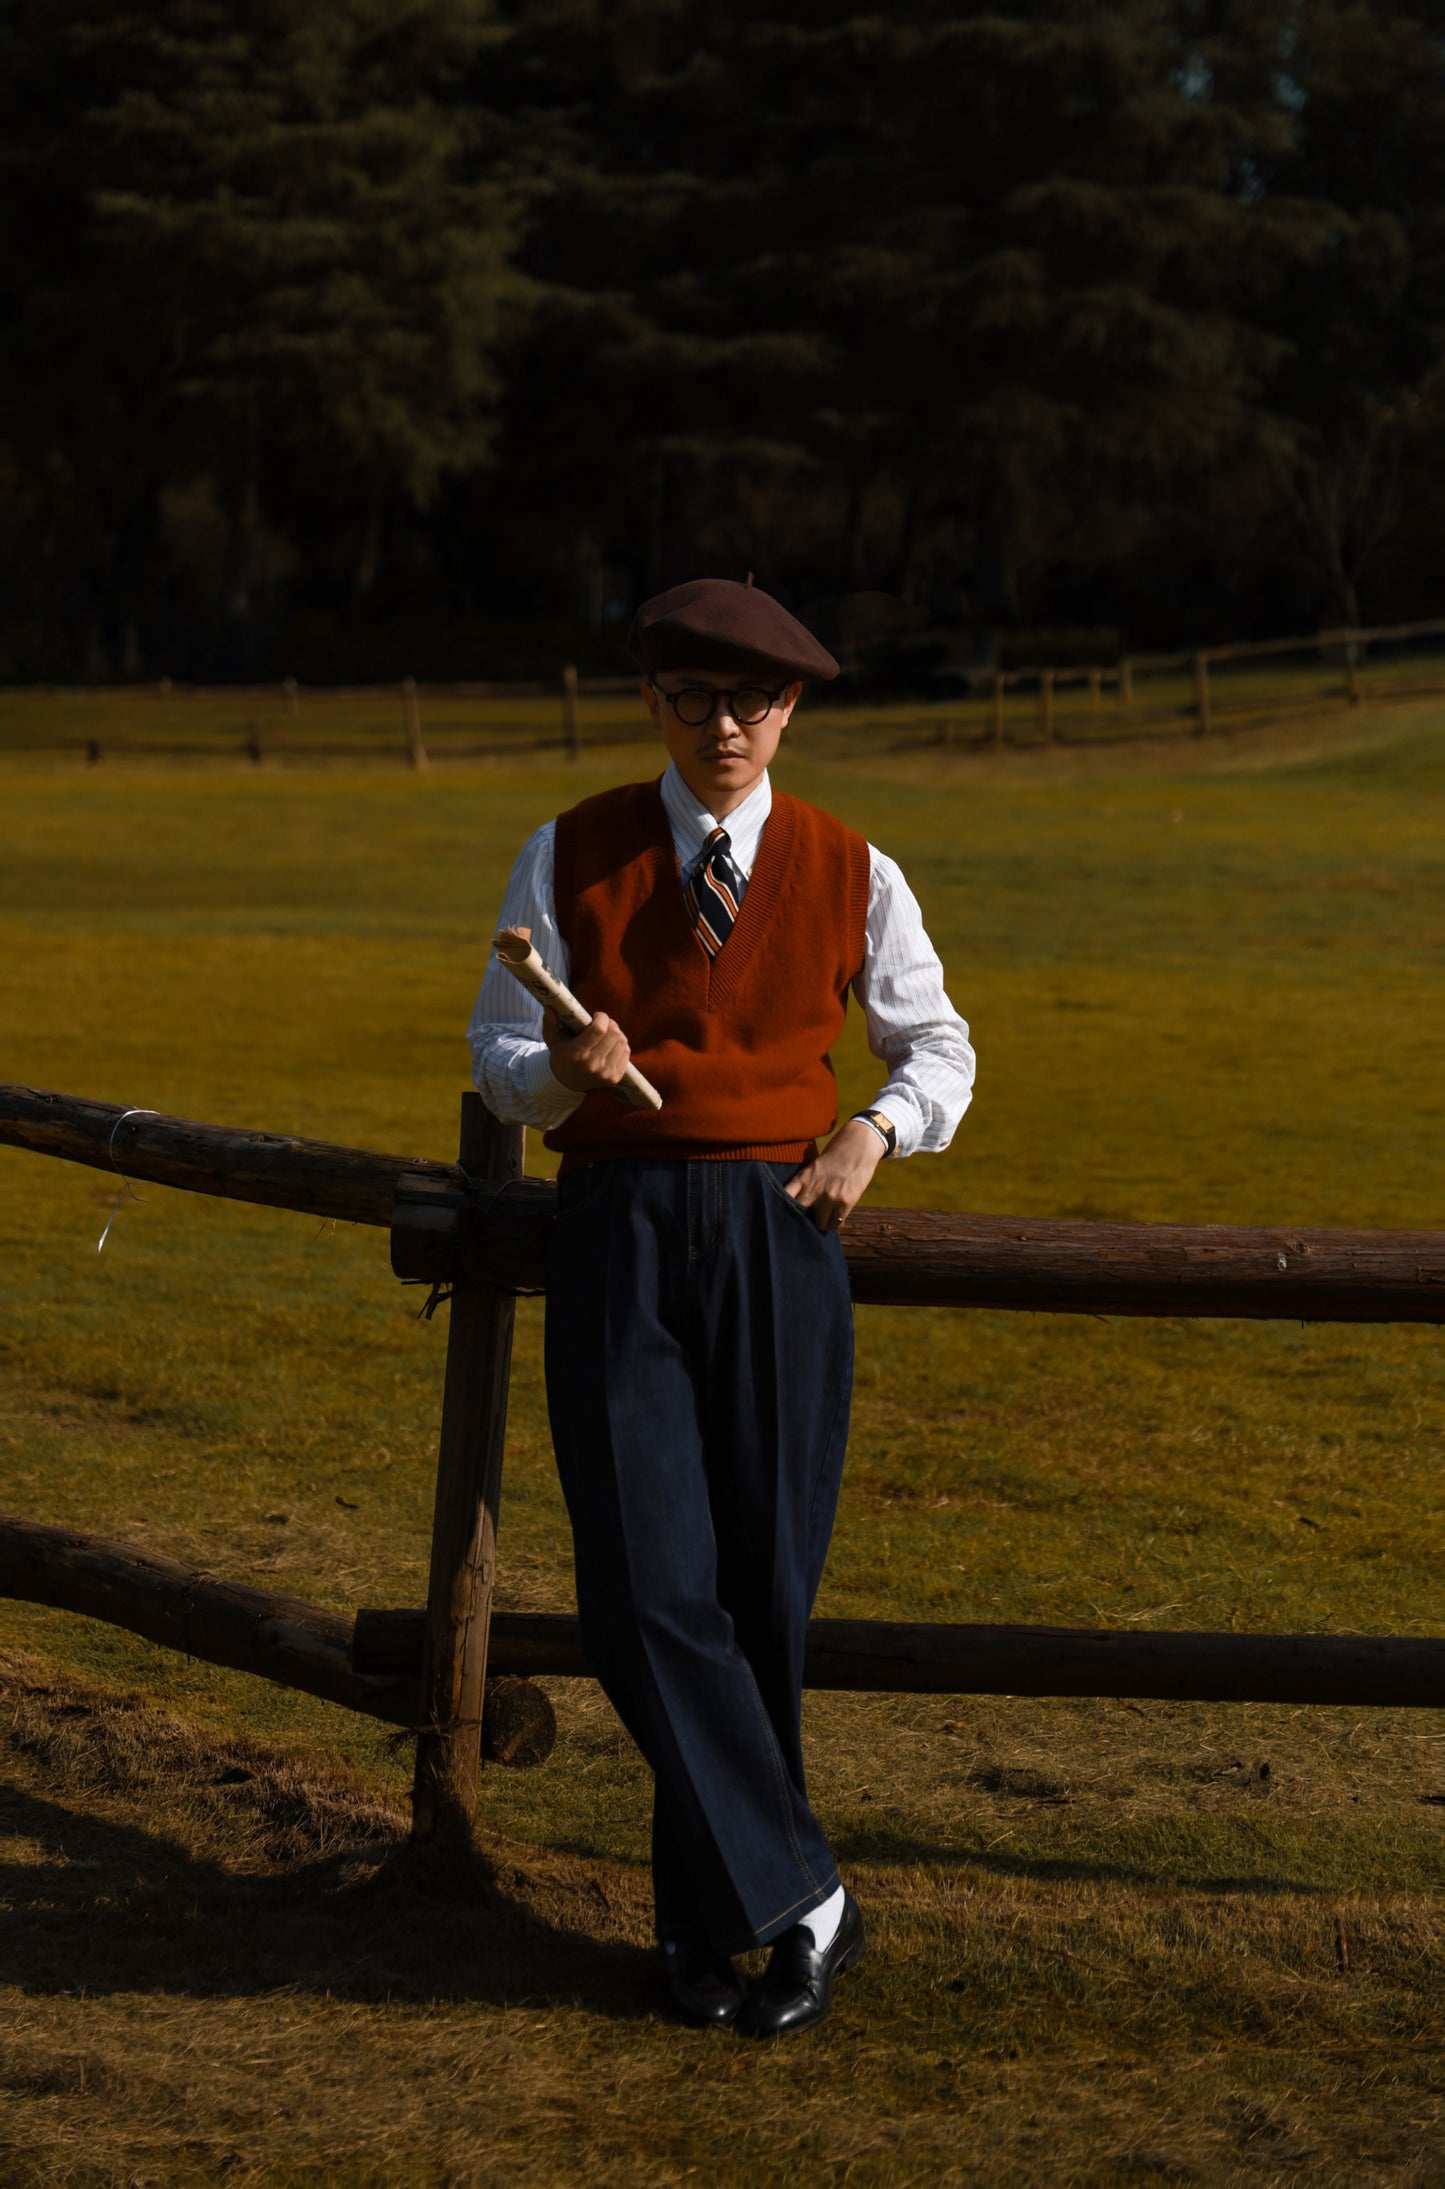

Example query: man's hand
[544,1005,632,1094]
[786,1117,888,1231]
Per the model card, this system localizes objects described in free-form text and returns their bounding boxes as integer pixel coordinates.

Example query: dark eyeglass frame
[653,682,788,728]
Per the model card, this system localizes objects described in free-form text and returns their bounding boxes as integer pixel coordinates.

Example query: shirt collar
[659,763,772,878]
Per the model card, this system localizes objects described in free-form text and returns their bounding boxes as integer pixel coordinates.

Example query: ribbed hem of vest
[555,1140,818,1177]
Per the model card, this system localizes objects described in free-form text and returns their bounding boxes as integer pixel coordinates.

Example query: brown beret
[629,577,839,682]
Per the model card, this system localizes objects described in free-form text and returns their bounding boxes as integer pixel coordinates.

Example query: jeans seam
[742,1660,826,1900]
[721,1874,842,1956]
[806,1347,853,1539]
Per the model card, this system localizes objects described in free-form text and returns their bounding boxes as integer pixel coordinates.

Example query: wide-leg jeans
[544,1156,854,1955]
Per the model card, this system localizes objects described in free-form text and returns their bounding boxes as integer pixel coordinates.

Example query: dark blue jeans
[545,1157,854,1955]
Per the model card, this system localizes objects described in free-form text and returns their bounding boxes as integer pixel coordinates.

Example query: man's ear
[641,680,663,731]
[780,681,804,723]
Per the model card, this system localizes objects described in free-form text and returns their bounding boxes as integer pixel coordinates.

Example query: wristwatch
[852,1108,898,1156]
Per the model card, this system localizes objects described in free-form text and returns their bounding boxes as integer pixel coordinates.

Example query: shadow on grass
[832,1829,1326,1896]
[0,1779,659,2018]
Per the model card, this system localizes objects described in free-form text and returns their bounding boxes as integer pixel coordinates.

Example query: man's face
[642,665,803,813]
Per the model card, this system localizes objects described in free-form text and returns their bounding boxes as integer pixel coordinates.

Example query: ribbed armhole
[848,828,871,976]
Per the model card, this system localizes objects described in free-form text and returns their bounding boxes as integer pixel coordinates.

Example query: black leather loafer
[742,1891,866,2037]
[660,1939,746,2028]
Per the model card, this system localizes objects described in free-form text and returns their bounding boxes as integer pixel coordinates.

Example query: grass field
[0,694,1441,2185]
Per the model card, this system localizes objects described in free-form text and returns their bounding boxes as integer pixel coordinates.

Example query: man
[468,577,973,2035]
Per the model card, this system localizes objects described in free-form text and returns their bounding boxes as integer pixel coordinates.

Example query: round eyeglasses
[655,684,786,728]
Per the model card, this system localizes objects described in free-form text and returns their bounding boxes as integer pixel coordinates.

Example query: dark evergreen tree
[482,0,1306,652]
[0,0,520,672]
[2,0,1444,671]
[1249,0,1445,624]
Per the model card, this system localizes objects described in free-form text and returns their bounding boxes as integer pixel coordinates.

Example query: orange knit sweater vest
[545,779,871,1167]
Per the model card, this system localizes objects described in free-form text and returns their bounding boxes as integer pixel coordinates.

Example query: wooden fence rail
[2,1081,1441,1863]
[17,666,645,769]
[0,1514,556,1766]
[10,612,1445,768]
[918,612,1445,754]
[4,1514,1439,1717]
[4,1086,1444,1323]
[349,1605,1445,1709]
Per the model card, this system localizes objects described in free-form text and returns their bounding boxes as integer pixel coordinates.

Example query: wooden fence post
[1193,650,1211,737]
[1038,670,1055,746]
[991,674,1005,748]
[245,720,262,766]
[282,677,299,718]
[1088,667,1102,708]
[412,1094,525,1852]
[1118,658,1133,708]
[403,677,428,770]
[561,664,580,760]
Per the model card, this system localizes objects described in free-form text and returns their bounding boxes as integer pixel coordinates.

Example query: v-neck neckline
[662,763,771,881]
[647,776,795,1008]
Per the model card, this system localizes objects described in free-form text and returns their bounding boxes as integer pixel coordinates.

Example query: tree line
[2,0,1443,686]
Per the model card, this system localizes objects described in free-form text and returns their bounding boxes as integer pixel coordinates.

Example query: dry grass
[0,692,1442,2183]
[1,1650,1441,2188]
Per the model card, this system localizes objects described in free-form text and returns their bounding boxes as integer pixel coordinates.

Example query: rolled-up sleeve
[854,847,975,1156]
[466,822,586,1129]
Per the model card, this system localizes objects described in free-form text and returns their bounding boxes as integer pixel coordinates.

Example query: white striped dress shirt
[467,765,974,1156]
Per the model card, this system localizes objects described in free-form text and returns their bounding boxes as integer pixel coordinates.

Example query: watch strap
[852,1108,897,1155]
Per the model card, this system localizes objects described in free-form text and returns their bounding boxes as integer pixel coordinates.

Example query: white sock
[800,1884,846,1953]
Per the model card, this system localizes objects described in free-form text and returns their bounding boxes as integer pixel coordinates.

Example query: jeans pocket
[762,1164,829,1239]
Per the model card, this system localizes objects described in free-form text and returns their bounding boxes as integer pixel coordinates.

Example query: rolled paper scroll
[493,927,664,1112]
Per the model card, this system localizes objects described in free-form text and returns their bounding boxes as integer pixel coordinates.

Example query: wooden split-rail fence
[1,1084,1442,1856]
[13,610,1445,770]
[931,613,1445,752]
[50,670,642,770]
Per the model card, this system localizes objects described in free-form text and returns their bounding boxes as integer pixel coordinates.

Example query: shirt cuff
[522,1043,586,1123]
[860,1095,914,1157]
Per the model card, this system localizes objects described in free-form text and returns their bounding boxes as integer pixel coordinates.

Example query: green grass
[0,697,1441,2183]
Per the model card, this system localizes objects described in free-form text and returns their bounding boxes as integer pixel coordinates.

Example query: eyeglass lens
[670,687,776,727]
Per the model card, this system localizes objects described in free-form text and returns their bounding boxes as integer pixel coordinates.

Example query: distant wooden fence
[20,669,642,769]
[931,614,1445,754]
[7,610,1445,769]
[1,1084,1442,1862]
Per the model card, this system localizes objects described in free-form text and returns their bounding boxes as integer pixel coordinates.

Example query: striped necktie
[684,826,744,959]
